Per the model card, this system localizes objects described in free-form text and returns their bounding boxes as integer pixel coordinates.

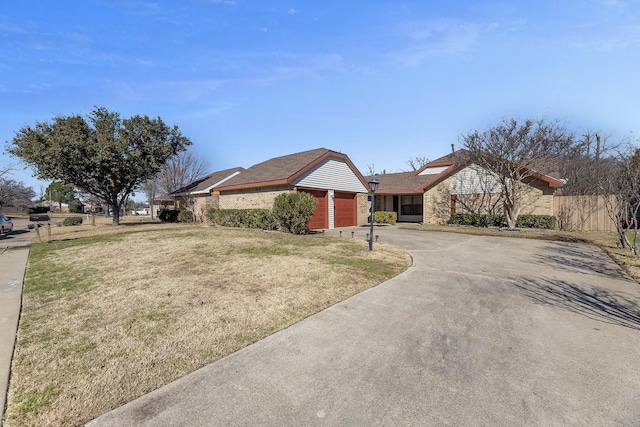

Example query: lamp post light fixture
[368,177,379,251]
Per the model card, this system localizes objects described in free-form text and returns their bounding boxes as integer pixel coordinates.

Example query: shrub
[206,208,277,230]
[448,213,556,229]
[448,213,505,227]
[177,210,193,223]
[516,214,556,229]
[374,211,397,225]
[62,216,83,226]
[272,192,318,234]
[159,209,180,223]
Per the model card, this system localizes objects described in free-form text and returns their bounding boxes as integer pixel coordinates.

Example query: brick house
[172,167,244,220]
[370,150,563,224]
[213,148,369,229]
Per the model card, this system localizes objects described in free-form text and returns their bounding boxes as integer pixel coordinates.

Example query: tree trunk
[504,201,518,229]
[111,204,120,225]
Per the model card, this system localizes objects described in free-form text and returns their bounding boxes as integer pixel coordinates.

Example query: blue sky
[1,0,639,196]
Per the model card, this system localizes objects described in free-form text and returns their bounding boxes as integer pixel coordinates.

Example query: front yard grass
[5,223,411,426]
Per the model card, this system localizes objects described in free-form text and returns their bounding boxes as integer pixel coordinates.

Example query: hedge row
[516,214,557,229]
[448,213,556,229]
[206,208,278,230]
[158,209,181,223]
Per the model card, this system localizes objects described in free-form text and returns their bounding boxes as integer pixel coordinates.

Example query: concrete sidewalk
[89,227,640,426]
[0,222,31,426]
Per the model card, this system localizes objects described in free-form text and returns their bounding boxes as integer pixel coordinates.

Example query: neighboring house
[214,148,369,229]
[152,194,175,214]
[171,167,245,218]
[370,150,564,224]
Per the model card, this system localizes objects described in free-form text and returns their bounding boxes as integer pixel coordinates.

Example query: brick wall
[357,193,370,225]
[219,186,291,210]
[423,178,452,224]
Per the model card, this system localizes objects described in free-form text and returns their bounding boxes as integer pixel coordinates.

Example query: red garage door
[302,189,328,230]
[334,192,357,227]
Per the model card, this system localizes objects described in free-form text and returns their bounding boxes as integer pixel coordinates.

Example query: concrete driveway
[89,227,640,426]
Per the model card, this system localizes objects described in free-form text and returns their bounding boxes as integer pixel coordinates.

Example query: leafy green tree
[8,107,191,224]
[272,192,318,234]
[45,181,75,212]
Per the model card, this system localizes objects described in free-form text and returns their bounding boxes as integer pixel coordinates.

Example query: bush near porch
[374,211,397,225]
[448,213,556,229]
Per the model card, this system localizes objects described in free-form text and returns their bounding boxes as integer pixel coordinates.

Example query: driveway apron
[89,227,640,426]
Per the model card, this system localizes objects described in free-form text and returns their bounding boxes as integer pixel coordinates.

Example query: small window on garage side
[401,195,423,215]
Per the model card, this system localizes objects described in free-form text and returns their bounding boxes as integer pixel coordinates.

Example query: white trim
[174,171,243,196]
[328,190,335,229]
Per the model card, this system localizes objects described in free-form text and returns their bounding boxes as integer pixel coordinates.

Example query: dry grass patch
[5,226,410,426]
[402,223,640,282]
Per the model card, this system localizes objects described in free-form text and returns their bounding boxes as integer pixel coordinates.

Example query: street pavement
[0,217,33,426]
[89,226,640,426]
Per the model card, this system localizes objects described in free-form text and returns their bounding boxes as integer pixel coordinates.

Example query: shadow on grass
[515,277,640,331]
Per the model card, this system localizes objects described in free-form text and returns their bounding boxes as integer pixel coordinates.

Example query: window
[401,195,423,215]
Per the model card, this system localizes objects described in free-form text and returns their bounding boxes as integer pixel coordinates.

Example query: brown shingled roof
[172,167,244,195]
[216,148,366,191]
[367,172,440,194]
[420,149,470,168]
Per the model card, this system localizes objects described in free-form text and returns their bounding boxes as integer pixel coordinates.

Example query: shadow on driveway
[515,277,640,331]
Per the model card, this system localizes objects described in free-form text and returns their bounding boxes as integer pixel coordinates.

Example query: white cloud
[287,8,298,15]
[392,20,485,66]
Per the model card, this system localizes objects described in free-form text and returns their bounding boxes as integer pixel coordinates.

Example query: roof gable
[216,148,368,191]
[172,167,244,195]
[295,157,368,193]
[372,147,564,195]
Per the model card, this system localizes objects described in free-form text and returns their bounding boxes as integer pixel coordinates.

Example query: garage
[334,191,357,227]
[302,189,328,230]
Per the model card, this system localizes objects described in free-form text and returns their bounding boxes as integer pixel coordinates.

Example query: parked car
[29,214,50,222]
[0,214,13,235]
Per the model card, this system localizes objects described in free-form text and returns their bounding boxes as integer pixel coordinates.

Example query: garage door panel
[302,190,327,230]
[334,192,356,227]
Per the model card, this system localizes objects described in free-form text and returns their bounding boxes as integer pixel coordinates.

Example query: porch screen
[401,195,422,215]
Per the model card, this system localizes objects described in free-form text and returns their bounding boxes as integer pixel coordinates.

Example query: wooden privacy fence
[553,195,617,232]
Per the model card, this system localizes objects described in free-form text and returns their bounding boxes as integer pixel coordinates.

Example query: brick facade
[423,178,452,224]
[357,193,370,225]
[219,186,292,210]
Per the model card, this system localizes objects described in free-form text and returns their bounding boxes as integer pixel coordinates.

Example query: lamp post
[368,177,379,251]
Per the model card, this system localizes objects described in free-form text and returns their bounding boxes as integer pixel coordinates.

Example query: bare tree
[157,149,209,208]
[595,140,640,254]
[405,156,430,171]
[557,131,609,230]
[139,176,160,219]
[451,164,505,215]
[365,164,377,176]
[461,117,575,229]
[0,164,36,208]
[0,178,35,208]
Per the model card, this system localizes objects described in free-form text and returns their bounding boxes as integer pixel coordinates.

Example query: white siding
[451,164,502,195]
[419,166,449,176]
[294,158,367,193]
[328,189,335,229]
